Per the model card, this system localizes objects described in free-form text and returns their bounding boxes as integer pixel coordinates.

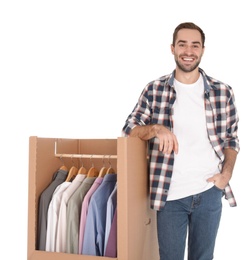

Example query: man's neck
[174,68,200,84]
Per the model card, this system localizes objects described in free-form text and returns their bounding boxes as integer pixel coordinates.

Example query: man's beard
[174,55,201,73]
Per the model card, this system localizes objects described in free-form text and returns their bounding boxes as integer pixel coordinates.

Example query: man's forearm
[129,125,158,140]
[221,148,238,181]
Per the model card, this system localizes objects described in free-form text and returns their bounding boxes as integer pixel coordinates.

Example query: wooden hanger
[87,166,99,177]
[87,155,98,177]
[98,166,108,178]
[106,155,116,174]
[65,165,78,182]
[60,165,68,171]
[78,156,87,175]
[78,166,87,175]
[59,155,68,171]
[106,166,115,174]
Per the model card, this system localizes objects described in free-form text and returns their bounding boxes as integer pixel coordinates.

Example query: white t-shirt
[167,74,220,201]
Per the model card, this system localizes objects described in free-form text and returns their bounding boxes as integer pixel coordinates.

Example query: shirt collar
[165,67,216,95]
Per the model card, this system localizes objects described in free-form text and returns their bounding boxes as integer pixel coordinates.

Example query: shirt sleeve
[224,88,240,153]
[122,84,152,136]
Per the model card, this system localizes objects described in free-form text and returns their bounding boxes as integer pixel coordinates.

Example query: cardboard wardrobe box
[27,136,159,260]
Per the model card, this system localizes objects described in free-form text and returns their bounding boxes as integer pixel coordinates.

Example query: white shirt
[45,182,71,252]
[55,174,86,252]
[167,74,220,201]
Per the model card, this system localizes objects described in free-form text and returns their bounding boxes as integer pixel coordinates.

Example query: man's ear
[170,44,174,55]
[202,46,205,56]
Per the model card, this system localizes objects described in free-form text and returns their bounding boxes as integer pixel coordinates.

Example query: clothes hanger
[65,156,78,182]
[106,155,116,174]
[60,165,68,171]
[98,166,108,177]
[87,166,99,177]
[78,166,87,175]
[87,155,99,177]
[98,156,108,177]
[78,156,87,175]
[59,155,68,171]
[106,166,115,174]
[65,165,78,181]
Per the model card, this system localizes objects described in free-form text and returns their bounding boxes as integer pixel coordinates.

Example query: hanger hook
[102,155,106,167]
[79,154,84,167]
[90,155,94,167]
[71,155,75,166]
[108,155,112,167]
[60,155,65,166]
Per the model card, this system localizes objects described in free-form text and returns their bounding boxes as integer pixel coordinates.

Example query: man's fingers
[173,135,179,154]
[166,139,173,154]
[157,129,178,154]
[159,138,164,152]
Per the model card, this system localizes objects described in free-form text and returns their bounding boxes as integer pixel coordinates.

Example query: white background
[0,1,249,259]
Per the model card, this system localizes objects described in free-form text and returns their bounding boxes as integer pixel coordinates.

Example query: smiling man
[122,22,240,260]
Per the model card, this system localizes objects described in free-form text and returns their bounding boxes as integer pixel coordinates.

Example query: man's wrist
[152,124,160,137]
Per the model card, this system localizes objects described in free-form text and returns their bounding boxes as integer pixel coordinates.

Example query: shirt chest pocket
[152,107,172,127]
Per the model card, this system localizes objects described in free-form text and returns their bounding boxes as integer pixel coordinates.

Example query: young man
[122,22,240,259]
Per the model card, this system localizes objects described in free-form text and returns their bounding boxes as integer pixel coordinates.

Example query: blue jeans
[157,186,223,260]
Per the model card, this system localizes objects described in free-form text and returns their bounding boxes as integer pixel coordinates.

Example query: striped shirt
[122,68,240,211]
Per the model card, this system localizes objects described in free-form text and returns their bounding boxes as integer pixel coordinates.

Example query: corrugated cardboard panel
[117,137,159,260]
[29,250,114,260]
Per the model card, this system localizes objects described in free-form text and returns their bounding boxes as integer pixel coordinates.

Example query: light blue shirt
[82,173,117,256]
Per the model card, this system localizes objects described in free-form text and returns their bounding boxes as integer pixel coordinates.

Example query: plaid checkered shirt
[122,68,240,211]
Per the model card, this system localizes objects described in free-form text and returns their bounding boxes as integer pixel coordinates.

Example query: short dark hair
[172,22,205,47]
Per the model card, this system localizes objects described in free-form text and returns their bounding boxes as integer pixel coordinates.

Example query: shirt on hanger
[104,184,117,254]
[55,174,86,253]
[37,168,68,250]
[45,181,71,252]
[66,176,96,254]
[79,177,104,254]
[82,173,117,256]
[104,207,117,257]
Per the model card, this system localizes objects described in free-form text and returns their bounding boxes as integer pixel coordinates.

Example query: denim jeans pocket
[212,185,225,197]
